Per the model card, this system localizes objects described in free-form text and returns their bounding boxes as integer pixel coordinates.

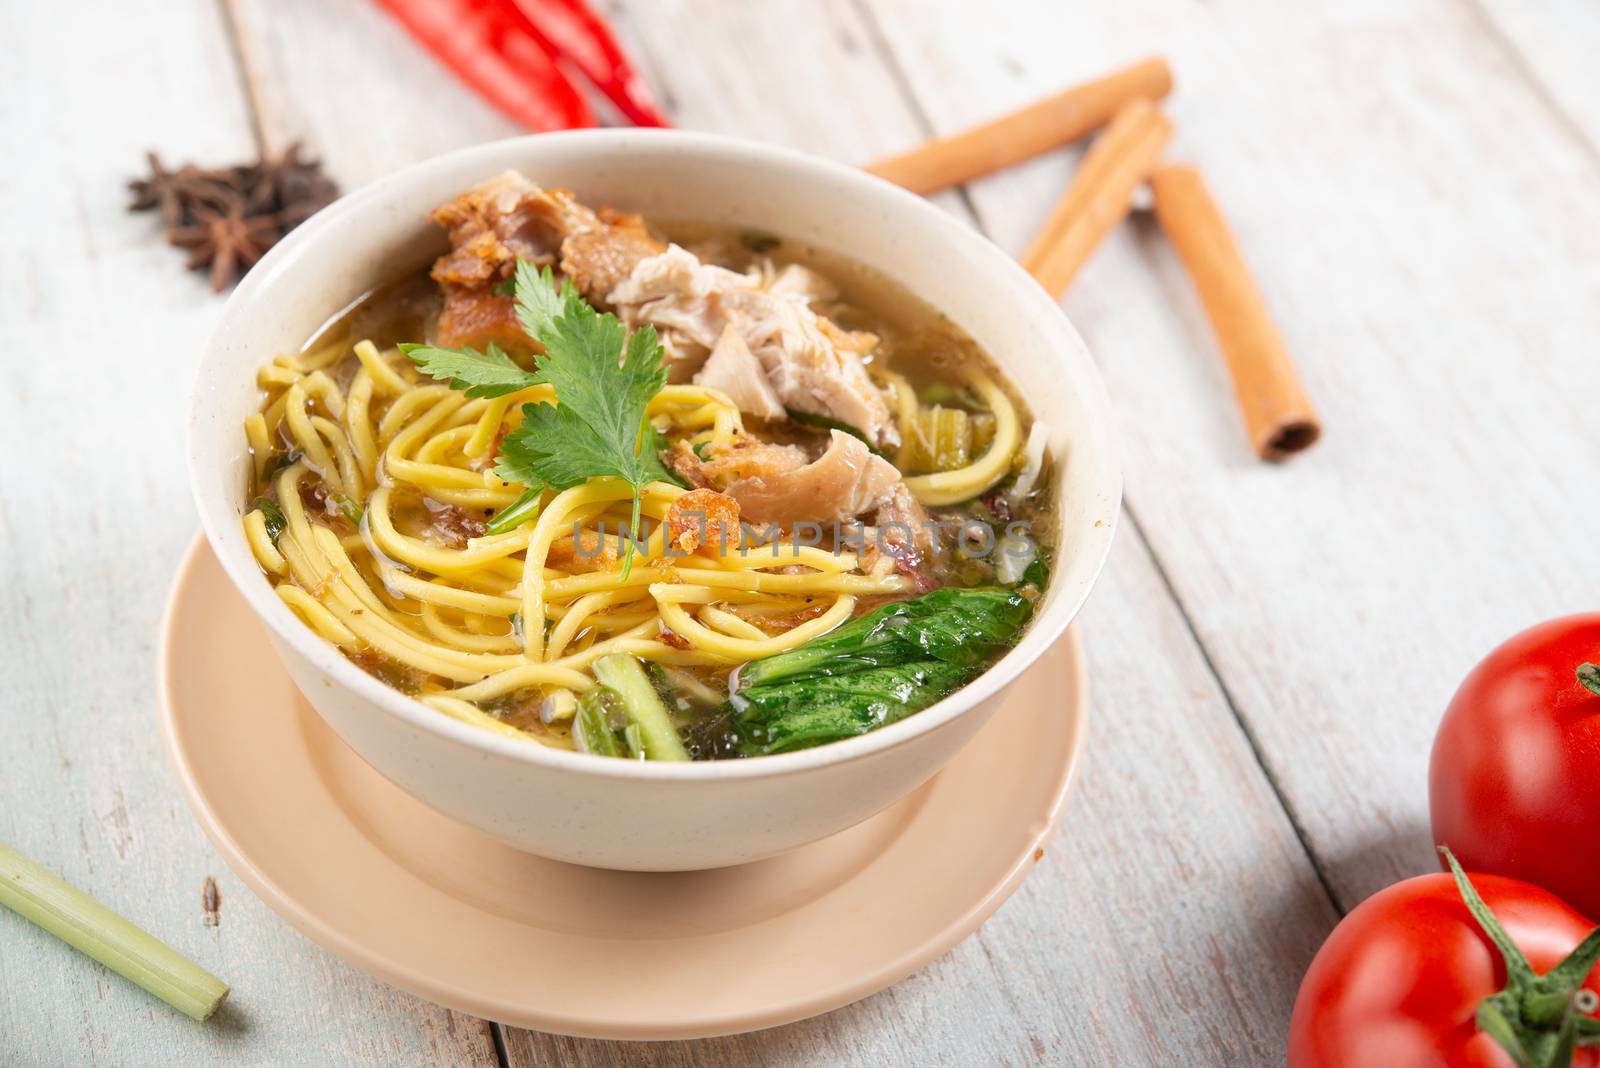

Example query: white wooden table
[4,1,1598,1063]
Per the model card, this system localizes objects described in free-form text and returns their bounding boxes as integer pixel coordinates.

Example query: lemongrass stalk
[0,840,229,1020]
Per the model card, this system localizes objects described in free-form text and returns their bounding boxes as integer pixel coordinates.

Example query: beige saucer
[157,538,1088,1039]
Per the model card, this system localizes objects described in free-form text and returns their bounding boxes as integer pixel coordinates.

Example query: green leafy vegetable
[574,687,628,757]
[485,487,542,536]
[732,661,971,755]
[491,276,516,297]
[1016,547,1049,592]
[259,449,302,484]
[591,653,690,761]
[333,493,363,526]
[727,585,1039,756]
[253,498,287,544]
[399,341,540,398]
[736,586,1033,689]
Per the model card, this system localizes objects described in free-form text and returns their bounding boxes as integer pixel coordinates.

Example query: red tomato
[1430,614,1600,918]
[1288,870,1600,1067]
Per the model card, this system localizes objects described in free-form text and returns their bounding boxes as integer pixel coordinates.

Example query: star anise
[259,142,340,224]
[127,152,236,228]
[130,142,340,291]
[168,204,282,292]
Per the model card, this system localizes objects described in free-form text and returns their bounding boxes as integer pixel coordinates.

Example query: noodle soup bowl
[189,130,1120,871]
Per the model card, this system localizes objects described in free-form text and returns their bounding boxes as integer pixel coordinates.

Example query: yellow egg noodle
[241,337,1042,749]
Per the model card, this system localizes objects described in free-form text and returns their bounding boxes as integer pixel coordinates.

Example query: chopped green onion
[258,449,302,484]
[691,440,714,462]
[0,840,229,1020]
[252,498,287,544]
[486,487,542,536]
[333,493,363,526]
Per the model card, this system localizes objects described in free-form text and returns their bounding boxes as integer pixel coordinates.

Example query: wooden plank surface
[0,2,498,1064]
[1472,0,1600,158]
[865,0,1600,908]
[7,0,1596,1063]
[216,0,1337,1063]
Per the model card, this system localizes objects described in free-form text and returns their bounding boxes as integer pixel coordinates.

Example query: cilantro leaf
[498,264,681,576]
[402,262,682,580]
[400,341,539,398]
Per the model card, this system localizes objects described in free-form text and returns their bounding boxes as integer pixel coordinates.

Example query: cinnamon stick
[865,56,1173,196]
[1149,163,1321,460]
[1020,98,1172,298]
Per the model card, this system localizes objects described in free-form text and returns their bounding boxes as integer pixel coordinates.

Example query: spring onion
[486,486,542,535]
[251,498,287,544]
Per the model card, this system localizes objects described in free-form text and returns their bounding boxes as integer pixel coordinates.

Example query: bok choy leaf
[735,586,1033,689]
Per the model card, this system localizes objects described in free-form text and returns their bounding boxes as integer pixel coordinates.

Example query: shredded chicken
[607,245,748,379]
[763,262,838,302]
[724,430,900,528]
[608,244,898,447]
[718,285,890,445]
[696,325,785,421]
[426,174,897,446]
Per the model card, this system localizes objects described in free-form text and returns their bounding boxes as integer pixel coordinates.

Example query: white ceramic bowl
[188,130,1120,871]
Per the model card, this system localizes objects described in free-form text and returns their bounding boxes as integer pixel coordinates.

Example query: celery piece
[591,654,691,761]
[970,412,997,458]
[333,493,363,526]
[0,840,229,1020]
[904,406,975,473]
[932,407,972,470]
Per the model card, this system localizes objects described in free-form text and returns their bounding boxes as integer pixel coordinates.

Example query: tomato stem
[1439,845,1600,1068]
[1578,663,1600,698]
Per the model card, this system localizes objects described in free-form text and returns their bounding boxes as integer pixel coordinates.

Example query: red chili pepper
[504,0,671,127]
[373,0,595,132]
